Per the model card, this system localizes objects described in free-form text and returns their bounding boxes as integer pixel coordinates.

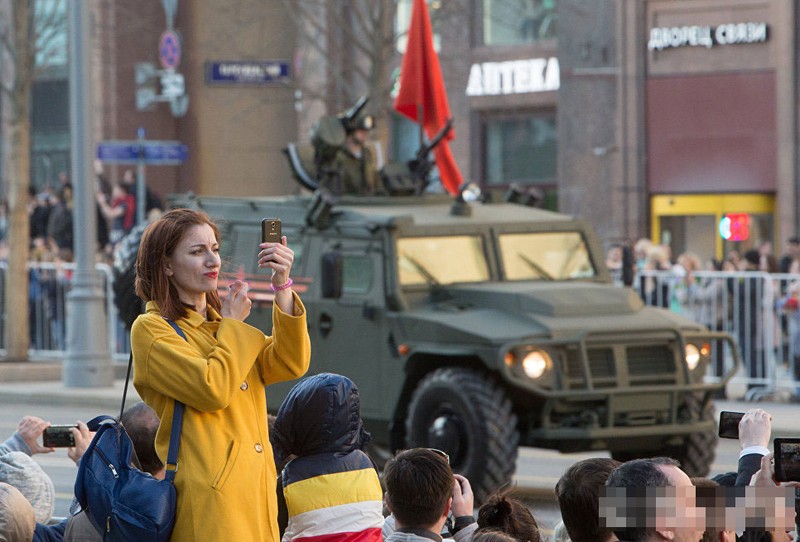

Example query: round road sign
[159,30,182,70]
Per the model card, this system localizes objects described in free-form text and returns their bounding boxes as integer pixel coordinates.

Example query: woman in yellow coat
[130,208,310,541]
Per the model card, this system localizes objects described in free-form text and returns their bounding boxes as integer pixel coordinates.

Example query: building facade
[11,0,799,266]
[556,0,795,261]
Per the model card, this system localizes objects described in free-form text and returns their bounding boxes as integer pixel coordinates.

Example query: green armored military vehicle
[167,190,738,501]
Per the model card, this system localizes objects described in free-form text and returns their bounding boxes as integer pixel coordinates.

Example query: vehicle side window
[342,255,373,294]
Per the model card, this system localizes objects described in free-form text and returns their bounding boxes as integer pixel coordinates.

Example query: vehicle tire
[611,395,716,477]
[405,367,519,503]
[112,224,147,331]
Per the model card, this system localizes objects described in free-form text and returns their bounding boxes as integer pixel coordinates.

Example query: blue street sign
[205,60,290,85]
[96,140,188,165]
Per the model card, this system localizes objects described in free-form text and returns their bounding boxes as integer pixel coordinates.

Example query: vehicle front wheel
[405,367,519,503]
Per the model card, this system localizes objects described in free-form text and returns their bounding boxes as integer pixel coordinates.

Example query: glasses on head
[424,448,450,464]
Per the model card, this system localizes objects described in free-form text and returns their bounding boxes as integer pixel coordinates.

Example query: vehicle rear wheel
[611,395,716,477]
[405,367,519,503]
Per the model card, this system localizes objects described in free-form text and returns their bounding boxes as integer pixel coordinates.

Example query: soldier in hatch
[323,109,383,196]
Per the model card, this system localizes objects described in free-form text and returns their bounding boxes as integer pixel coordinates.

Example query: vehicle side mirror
[321,252,343,298]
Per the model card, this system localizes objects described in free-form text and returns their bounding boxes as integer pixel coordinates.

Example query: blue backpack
[74,319,186,541]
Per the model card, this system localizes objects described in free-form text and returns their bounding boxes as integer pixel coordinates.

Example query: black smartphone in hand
[718,411,744,439]
[775,438,800,482]
[43,425,77,447]
[262,218,282,244]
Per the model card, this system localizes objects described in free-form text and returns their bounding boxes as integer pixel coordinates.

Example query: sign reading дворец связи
[648,22,768,51]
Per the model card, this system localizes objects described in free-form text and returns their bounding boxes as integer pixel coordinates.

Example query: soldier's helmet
[341,112,374,133]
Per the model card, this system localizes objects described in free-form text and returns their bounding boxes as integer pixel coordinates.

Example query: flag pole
[417,104,425,148]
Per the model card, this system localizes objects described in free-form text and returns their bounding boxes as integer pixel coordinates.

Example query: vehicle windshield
[397,235,489,286]
[498,232,597,280]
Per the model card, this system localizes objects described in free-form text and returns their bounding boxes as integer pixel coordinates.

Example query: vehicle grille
[563,344,677,388]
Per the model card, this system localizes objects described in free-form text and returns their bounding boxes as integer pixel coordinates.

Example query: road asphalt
[0,361,798,434]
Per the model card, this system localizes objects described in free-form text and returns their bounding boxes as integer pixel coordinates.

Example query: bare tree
[279,0,468,153]
[0,0,66,361]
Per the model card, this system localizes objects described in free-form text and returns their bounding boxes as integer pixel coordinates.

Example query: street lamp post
[63,0,113,387]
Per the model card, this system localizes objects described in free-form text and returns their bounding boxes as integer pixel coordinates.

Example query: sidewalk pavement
[0,361,139,410]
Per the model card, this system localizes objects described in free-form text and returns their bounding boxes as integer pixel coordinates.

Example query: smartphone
[718,411,744,439]
[43,425,77,447]
[262,218,282,244]
[775,438,800,482]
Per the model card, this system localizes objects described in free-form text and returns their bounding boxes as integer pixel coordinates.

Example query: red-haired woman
[131,208,310,541]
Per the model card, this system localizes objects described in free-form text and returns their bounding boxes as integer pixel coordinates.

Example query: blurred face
[164,224,220,306]
[655,465,705,542]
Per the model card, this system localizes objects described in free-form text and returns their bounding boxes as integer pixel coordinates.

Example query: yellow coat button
[255,443,263,453]
[240,382,248,391]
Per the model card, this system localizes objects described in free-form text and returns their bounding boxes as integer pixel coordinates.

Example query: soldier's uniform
[328,144,381,196]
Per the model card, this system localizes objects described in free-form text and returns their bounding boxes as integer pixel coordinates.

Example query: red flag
[394,0,463,194]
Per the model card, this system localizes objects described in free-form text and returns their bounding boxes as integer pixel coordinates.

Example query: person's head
[59,183,73,206]
[111,182,130,199]
[691,478,735,542]
[383,448,454,531]
[343,114,374,146]
[742,249,760,271]
[0,451,55,523]
[477,488,541,542]
[134,208,223,320]
[606,245,623,265]
[472,530,518,542]
[555,457,621,542]
[786,237,800,257]
[121,401,164,479]
[604,457,703,542]
[677,252,702,274]
[760,254,778,273]
[123,169,135,185]
[272,373,371,463]
[0,482,35,542]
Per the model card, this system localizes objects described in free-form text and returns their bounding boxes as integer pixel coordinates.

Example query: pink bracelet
[271,278,293,292]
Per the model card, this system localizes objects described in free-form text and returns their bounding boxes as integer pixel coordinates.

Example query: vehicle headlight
[684,344,701,371]
[521,350,551,379]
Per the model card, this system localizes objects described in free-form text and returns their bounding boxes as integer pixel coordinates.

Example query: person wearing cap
[0,451,55,525]
[329,112,383,196]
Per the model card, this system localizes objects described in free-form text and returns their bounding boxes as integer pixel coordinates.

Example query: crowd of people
[17,165,163,267]
[11,166,164,352]
[0,397,797,542]
[2,196,798,541]
[606,236,800,398]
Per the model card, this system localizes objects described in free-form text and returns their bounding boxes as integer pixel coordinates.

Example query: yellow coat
[131,293,311,541]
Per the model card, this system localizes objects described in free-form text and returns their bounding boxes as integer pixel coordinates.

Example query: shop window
[34,0,68,68]
[483,112,557,185]
[32,80,68,130]
[482,0,557,46]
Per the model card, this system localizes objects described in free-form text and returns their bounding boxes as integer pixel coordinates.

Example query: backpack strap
[163,319,187,483]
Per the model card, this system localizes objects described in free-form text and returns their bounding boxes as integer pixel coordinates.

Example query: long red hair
[134,208,222,320]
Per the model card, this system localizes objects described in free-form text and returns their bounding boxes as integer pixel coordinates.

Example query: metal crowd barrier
[636,269,800,398]
[0,261,130,362]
